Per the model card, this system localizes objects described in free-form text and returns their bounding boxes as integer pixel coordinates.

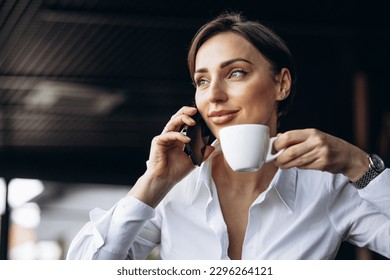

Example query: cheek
[195,92,207,110]
[241,84,272,105]
[242,87,277,119]
[194,93,208,119]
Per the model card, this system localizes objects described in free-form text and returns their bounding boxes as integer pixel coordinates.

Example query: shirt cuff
[99,196,155,255]
[358,169,390,213]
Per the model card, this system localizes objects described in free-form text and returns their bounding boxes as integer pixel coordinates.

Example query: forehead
[195,32,267,69]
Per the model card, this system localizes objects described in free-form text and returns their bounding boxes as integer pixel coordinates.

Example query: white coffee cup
[219,124,284,172]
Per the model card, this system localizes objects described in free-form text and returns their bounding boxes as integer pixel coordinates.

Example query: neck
[212,153,278,195]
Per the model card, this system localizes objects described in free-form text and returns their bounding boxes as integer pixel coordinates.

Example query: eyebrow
[194,57,253,74]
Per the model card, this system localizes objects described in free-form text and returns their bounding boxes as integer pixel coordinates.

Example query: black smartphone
[182,112,214,166]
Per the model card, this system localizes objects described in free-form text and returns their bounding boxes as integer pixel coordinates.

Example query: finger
[274,129,316,151]
[172,106,197,118]
[162,115,196,134]
[296,157,325,170]
[276,140,313,166]
[156,131,191,145]
[277,148,319,169]
[162,107,197,134]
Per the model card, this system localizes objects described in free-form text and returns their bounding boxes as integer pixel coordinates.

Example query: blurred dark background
[0,0,389,259]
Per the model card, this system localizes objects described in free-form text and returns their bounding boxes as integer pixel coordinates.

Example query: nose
[208,79,228,103]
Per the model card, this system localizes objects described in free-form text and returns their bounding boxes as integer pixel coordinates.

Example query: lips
[208,109,239,124]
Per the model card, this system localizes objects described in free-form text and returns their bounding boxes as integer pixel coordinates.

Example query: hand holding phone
[182,112,214,166]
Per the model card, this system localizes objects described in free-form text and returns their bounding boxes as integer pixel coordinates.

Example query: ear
[275,68,292,101]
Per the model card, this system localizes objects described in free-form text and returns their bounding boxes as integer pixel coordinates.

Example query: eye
[194,77,209,87]
[229,69,248,79]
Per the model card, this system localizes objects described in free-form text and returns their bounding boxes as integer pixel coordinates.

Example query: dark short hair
[187,12,297,121]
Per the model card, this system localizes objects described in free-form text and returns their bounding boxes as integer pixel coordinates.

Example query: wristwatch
[351,154,386,189]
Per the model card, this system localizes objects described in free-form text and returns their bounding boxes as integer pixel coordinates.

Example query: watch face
[371,154,386,171]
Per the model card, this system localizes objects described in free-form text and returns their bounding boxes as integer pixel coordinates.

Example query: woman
[67,12,389,260]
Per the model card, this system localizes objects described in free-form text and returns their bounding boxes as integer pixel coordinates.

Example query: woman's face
[194,32,284,139]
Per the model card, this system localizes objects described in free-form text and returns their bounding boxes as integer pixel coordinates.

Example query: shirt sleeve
[66,195,159,260]
[358,168,390,216]
[329,169,390,258]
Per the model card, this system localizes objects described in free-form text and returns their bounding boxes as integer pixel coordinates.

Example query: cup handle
[265,136,285,163]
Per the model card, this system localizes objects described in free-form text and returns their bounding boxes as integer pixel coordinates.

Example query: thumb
[274,133,285,151]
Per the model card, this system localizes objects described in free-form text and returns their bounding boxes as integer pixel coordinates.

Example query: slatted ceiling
[0,3,41,66]
[43,0,194,16]
[4,113,153,147]
[0,6,196,83]
[8,24,86,75]
[2,17,192,79]
[0,76,40,92]
[0,78,191,111]
[21,25,70,75]
[0,1,30,38]
[8,130,147,147]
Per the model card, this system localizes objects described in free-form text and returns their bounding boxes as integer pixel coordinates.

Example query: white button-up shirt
[67,142,390,260]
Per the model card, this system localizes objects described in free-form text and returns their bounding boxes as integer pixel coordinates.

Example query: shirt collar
[267,167,297,212]
[190,140,221,203]
[191,139,297,212]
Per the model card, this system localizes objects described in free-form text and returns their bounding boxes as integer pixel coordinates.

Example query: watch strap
[351,154,386,189]
[351,167,380,189]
